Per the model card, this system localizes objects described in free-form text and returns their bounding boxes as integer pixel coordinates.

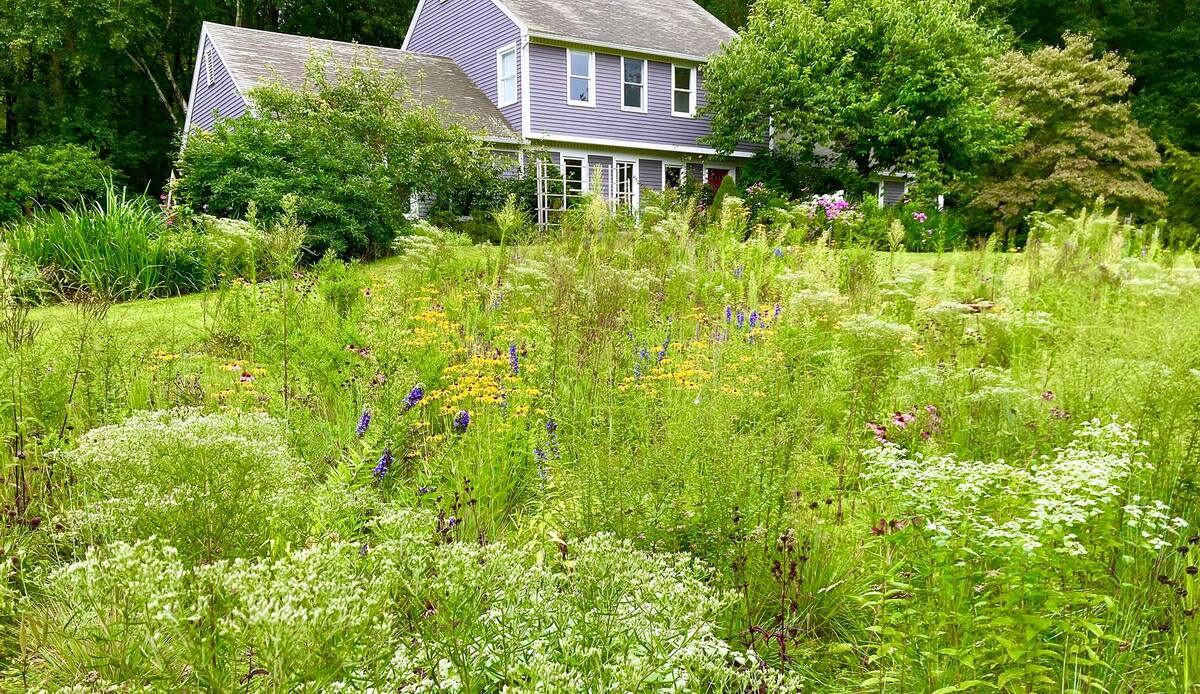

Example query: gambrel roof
[201,22,517,140]
[496,0,736,61]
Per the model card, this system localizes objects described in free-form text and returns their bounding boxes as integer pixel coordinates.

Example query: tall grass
[4,185,175,300]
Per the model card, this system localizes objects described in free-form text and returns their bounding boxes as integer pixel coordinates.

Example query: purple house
[183,0,751,213]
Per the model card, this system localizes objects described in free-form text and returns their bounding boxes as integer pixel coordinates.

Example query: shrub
[173,55,501,260]
[56,409,344,561]
[0,143,118,223]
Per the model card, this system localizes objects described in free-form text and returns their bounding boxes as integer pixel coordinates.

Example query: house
[183,0,752,215]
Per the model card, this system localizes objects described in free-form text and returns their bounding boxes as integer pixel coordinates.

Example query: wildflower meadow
[0,196,1198,692]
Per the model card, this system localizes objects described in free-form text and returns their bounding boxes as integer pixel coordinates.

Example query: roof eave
[527,31,724,63]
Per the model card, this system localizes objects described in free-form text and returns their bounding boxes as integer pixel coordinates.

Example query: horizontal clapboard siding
[527,44,752,154]
[639,158,662,192]
[406,0,522,133]
[189,36,247,132]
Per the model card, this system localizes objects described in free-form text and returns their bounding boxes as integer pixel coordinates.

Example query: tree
[173,55,500,259]
[0,143,118,222]
[969,34,1166,226]
[703,0,1019,194]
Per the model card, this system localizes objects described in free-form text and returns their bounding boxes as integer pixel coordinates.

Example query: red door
[706,167,729,190]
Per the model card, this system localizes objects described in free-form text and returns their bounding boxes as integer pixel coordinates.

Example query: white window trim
[496,43,518,108]
[566,50,595,108]
[662,162,686,190]
[205,48,214,87]
[614,158,640,208]
[620,56,647,113]
[560,155,587,195]
[671,65,696,118]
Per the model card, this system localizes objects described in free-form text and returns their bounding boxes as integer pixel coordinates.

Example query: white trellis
[534,159,637,231]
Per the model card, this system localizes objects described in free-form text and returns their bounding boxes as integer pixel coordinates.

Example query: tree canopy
[703,0,1021,192]
[969,34,1166,225]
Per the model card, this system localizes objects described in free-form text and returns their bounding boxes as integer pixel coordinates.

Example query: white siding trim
[529,132,755,158]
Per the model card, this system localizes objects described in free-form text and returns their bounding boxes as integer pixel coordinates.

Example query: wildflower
[891,411,916,429]
[912,212,928,224]
[736,311,745,329]
[773,247,784,258]
[1042,390,1055,401]
[656,337,670,363]
[773,303,781,320]
[355,409,372,437]
[239,371,255,383]
[749,311,759,328]
[1050,407,1071,420]
[453,410,471,433]
[373,448,392,479]
[867,422,888,442]
[509,343,520,375]
[402,385,425,411]
[725,305,733,323]
[546,418,560,458]
[733,265,744,279]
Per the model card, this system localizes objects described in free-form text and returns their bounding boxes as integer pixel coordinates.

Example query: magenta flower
[867,422,888,442]
[912,212,928,224]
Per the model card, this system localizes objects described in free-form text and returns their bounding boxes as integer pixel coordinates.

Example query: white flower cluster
[26,510,791,692]
[862,419,1186,557]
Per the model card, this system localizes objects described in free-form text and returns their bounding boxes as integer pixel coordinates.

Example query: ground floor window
[664,164,684,189]
[562,157,584,195]
[615,161,636,208]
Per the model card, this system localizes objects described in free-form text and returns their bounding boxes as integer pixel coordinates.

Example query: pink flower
[890,411,916,429]
[912,212,928,224]
[1041,390,1055,401]
[867,422,888,442]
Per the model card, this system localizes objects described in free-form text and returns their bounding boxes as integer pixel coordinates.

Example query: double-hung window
[567,50,594,106]
[497,45,518,107]
[562,157,585,195]
[621,57,646,112]
[672,65,696,117]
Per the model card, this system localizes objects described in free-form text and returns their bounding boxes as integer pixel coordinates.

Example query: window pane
[569,51,590,77]
[623,84,642,109]
[501,76,516,104]
[623,59,643,85]
[563,158,583,193]
[665,166,682,188]
[674,66,691,90]
[674,90,690,114]
[501,50,516,76]
[569,76,590,102]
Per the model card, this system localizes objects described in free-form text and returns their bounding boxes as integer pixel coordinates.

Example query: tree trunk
[127,51,180,127]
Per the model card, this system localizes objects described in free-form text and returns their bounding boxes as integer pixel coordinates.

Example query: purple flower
[736,311,745,329]
[912,212,928,224]
[453,410,470,433]
[546,418,560,458]
[733,265,744,279]
[749,311,759,328]
[1041,390,1055,401]
[509,343,519,375]
[773,247,784,258]
[373,447,393,479]
[418,485,431,495]
[656,337,670,363]
[773,303,782,319]
[725,305,733,323]
[355,409,371,437]
[402,385,425,411]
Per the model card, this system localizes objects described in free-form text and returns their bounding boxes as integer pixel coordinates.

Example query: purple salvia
[402,385,425,412]
[508,343,519,376]
[355,409,371,437]
[453,410,471,433]
[373,447,392,479]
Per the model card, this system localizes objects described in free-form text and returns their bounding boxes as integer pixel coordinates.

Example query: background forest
[0,0,1195,196]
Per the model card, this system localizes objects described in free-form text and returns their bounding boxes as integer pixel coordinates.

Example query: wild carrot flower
[509,343,519,375]
[373,448,393,479]
[402,385,425,411]
[356,409,371,437]
[453,410,471,433]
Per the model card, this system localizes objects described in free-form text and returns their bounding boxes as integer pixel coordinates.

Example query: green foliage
[0,144,118,223]
[970,33,1168,227]
[704,0,1020,189]
[57,408,363,561]
[4,184,263,300]
[173,54,500,260]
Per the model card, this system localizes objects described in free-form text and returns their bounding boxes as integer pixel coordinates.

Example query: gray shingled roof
[499,0,736,60]
[203,22,516,140]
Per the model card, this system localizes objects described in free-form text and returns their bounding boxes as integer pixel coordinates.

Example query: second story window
[621,57,646,112]
[672,65,696,117]
[567,50,594,107]
[497,45,518,107]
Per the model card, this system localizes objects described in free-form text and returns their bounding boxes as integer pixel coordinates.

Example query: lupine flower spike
[373,447,392,479]
[355,409,371,437]
[402,385,425,411]
[509,343,520,375]
[453,410,471,433]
